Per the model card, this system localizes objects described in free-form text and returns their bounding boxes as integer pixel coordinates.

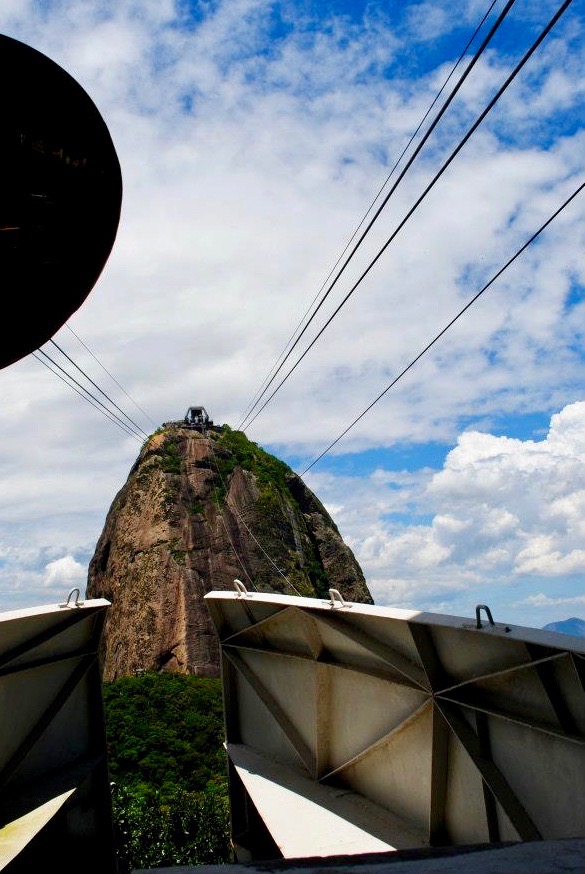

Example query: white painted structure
[0,594,115,873]
[2,587,584,872]
[204,589,585,862]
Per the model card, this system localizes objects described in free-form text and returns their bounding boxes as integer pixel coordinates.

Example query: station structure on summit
[184,405,213,432]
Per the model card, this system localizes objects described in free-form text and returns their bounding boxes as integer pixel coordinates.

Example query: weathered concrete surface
[86,425,372,680]
[132,839,585,873]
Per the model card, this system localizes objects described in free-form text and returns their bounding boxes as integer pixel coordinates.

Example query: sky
[0,0,583,631]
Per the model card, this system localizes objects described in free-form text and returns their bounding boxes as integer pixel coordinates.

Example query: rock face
[87,424,373,680]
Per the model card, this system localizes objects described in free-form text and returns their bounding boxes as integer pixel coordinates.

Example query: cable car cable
[49,338,150,438]
[32,352,143,443]
[242,0,574,432]
[35,348,146,441]
[238,0,518,430]
[300,178,585,475]
[238,0,500,426]
[65,323,158,429]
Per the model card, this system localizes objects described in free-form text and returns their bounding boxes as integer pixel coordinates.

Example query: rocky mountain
[87,422,373,681]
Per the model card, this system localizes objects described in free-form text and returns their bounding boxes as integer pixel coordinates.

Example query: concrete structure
[204,588,585,863]
[1,586,584,873]
[0,593,115,873]
[133,839,585,874]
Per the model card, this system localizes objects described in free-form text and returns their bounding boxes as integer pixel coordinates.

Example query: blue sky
[0,0,583,631]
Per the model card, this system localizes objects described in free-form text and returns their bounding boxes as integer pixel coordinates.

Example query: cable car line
[35,348,146,441]
[49,339,150,439]
[300,178,585,476]
[33,351,139,440]
[238,0,519,430]
[241,0,574,433]
[238,0,501,427]
[32,351,143,443]
[207,440,302,596]
[238,0,501,426]
[65,323,158,429]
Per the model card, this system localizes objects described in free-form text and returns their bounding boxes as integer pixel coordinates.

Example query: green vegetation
[103,673,232,872]
[212,426,293,502]
[255,485,283,521]
[136,458,158,488]
[160,436,182,475]
[305,556,330,599]
[111,784,231,871]
[283,558,319,598]
[211,426,330,597]
[189,500,204,516]
[170,546,187,565]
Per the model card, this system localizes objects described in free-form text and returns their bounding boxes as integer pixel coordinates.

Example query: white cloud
[43,555,87,588]
[0,1,582,616]
[311,401,585,619]
[404,3,449,42]
[521,592,585,608]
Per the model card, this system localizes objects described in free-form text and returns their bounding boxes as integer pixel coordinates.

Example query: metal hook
[329,589,350,608]
[234,579,251,597]
[59,587,83,609]
[475,604,495,629]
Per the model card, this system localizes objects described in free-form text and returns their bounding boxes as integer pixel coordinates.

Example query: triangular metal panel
[224,607,318,659]
[0,659,84,773]
[540,654,585,734]
[442,666,562,730]
[488,714,585,839]
[444,729,495,845]
[338,701,433,835]
[0,604,104,667]
[429,623,544,690]
[309,613,427,689]
[13,665,94,785]
[326,612,426,669]
[210,595,289,642]
[324,668,428,775]
[236,648,317,763]
[231,651,314,775]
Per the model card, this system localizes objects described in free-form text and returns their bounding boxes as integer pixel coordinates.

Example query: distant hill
[542,617,585,637]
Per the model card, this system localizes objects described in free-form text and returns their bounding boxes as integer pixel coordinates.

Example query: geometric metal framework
[205,589,585,861]
[0,594,115,874]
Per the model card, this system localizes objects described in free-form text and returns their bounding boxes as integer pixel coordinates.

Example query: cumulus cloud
[0,547,91,614]
[0,1,582,614]
[426,402,585,575]
[521,592,585,607]
[311,401,585,622]
[43,555,87,588]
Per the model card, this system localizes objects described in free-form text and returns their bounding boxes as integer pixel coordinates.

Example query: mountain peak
[87,423,373,680]
[542,617,585,637]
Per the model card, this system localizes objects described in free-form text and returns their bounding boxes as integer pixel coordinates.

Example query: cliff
[86,423,373,680]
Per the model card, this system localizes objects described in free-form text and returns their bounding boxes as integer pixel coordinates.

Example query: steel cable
[300,179,585,475]
[239,0,519,430]
[242,0,574,432]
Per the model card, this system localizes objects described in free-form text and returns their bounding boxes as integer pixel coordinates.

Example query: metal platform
[0,594,115,873]
[204,589,585,861]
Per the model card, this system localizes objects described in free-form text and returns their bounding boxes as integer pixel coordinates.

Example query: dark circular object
[0,35,123,369]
